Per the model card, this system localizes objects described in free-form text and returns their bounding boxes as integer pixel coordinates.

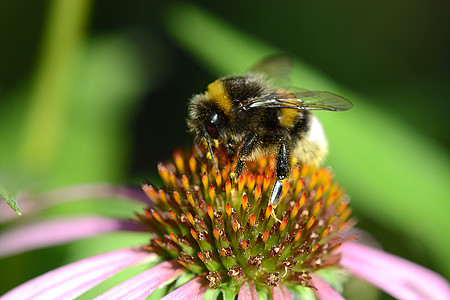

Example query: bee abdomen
[292,114,328,166]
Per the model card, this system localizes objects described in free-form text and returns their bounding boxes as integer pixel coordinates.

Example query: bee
[186,57,352,208]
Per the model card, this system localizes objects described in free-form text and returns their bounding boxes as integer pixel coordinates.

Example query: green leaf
[221,284,238,300]
[19,0,92,174]
[290,285,316,300]
[146,271,181,300]
[315,268,348,294]
[202,288,221,300]
[77,260,161,300]
[170,272,197,292]
[48,35,148,187]
[256,289,269,300]
[1,190,21,215]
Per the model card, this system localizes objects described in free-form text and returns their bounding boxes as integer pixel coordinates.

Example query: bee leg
[194,142,204,158]
[226,138,237,157]
[232,159,246,184]
[231,133,258,184]
[205,138,219,172]
[270,180,284,206]
[269,139,290,212]
[276,138,289,181]
[270,180,283,223]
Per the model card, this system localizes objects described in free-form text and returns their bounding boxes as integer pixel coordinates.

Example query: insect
[186,56,352,209]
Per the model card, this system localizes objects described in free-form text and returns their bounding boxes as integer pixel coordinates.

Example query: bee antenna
[194,142,204,158]
[205,138,219,172]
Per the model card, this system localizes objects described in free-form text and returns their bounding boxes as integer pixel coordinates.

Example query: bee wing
[244,90,353,111]
[250,55,293,87]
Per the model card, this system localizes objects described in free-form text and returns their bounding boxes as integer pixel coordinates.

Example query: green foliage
[1,191,21,215]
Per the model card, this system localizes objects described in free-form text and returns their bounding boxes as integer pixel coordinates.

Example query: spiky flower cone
[136,145,355,296]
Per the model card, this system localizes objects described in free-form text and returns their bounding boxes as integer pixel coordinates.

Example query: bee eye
[205,113,219,138]
[205,119,219,139]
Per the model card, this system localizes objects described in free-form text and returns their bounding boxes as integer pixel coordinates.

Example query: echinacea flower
[1,146,449,299]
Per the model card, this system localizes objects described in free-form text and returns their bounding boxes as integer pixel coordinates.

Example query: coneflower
[1,146,449,299]
[137,145,354,297]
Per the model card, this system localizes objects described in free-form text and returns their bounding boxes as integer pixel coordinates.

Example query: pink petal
[94,260,183,299]
[238,280,258,300]
[310,273,345,300]
[340,242,450,300]
[0,183,151,223]
[161,275,209,300]
[2,248,152,300]
[0,216,146,258]
[271,284,293,300]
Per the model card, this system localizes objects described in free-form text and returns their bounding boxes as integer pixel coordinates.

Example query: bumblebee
[187,57,352,208]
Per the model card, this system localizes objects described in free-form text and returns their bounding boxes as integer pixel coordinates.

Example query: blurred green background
[1,0,449,298]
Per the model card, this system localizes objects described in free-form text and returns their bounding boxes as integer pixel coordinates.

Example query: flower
[1,146,449,299]
[137,146,353,294]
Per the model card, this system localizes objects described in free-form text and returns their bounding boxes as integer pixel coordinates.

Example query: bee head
[187,93,226,143]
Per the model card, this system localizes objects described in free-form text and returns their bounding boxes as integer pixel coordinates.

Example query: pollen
[173,149,185,174]
[241,193,248,210]
[208,185,215,201]
[215,172,222,189]
[157,163,170,186]
[249,214,257,227]
[262,230,270,243]
[254,184,262,201]
[265,205,273,219]
[291,202,300,219]
[186,190,195,207]
[279,218,288,232]
[138,147,355,293]
[173,190,182,205]
[207,205,214,220]
[189,155,197,175]
[142,184,158,203]
[202,173,208,191]
[238,175,245,194]
[312,201,323,216]
[181,174,190,191]
[151,209,164,224]
[226,203,232,218]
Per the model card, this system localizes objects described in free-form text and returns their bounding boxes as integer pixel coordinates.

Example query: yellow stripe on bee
[206,80,232,115]
[279,108,298,128]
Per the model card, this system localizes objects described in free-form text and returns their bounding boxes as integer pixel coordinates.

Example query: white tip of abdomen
[293,115,328,166]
